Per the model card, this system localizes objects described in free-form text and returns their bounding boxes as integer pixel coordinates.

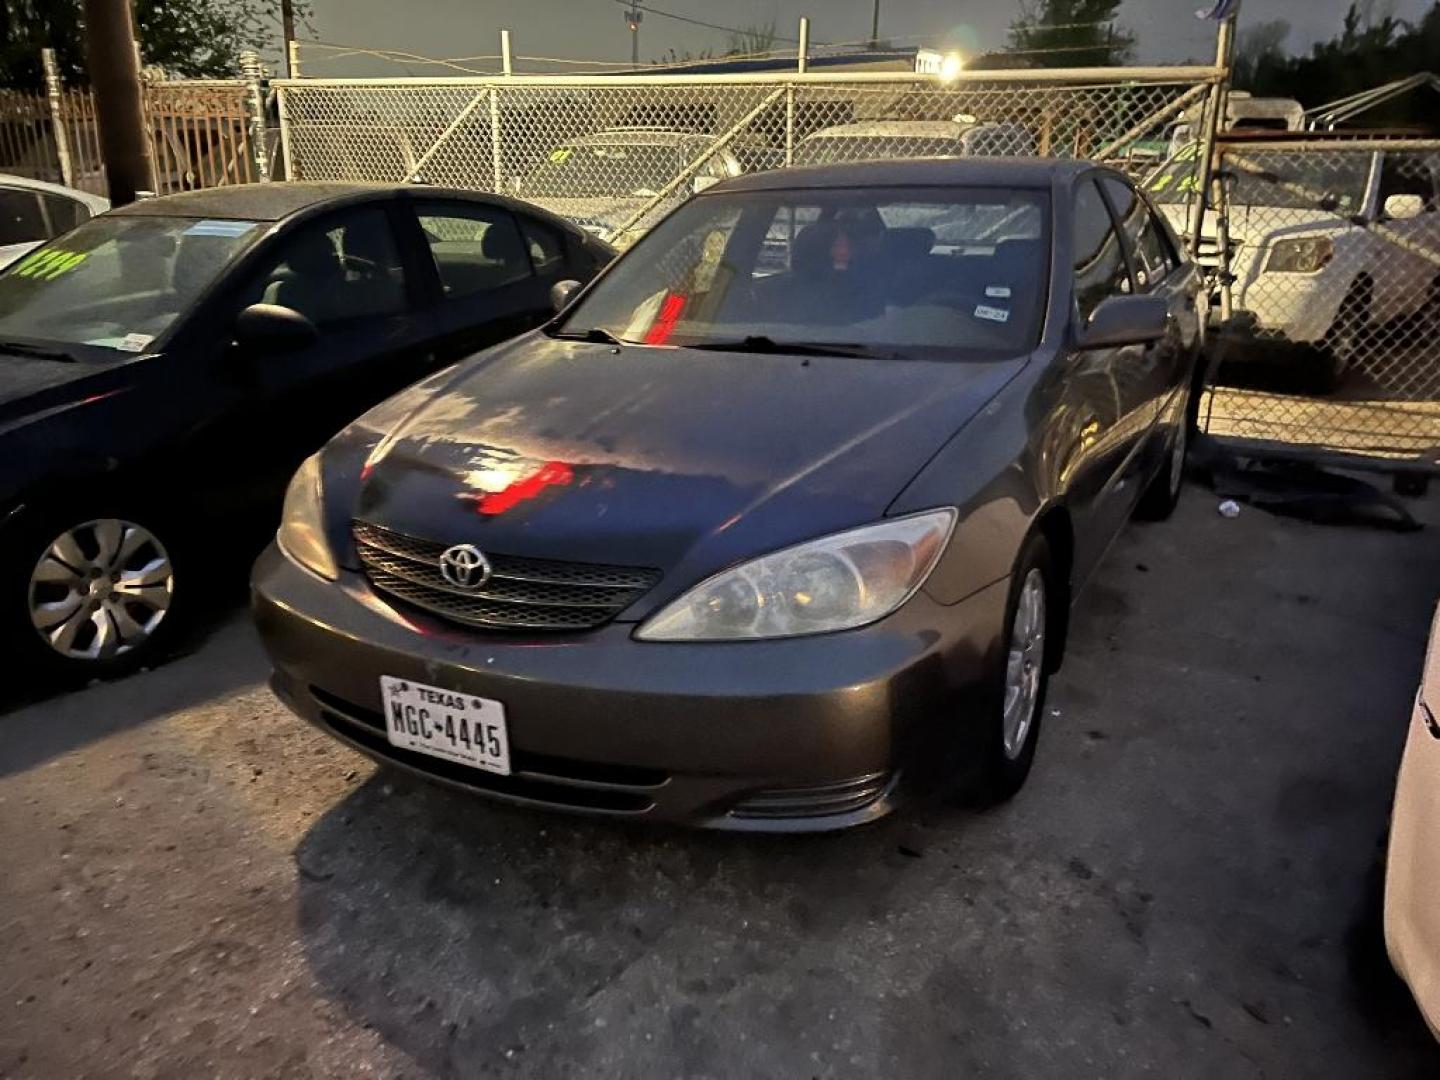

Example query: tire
[964,534,1055,807]
[1320,277,1373,393]
[1135,398,1190,522]
[1,510,187,683]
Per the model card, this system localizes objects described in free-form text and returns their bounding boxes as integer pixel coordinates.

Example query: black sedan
[253,159,1202,830]
[0,182,614,677]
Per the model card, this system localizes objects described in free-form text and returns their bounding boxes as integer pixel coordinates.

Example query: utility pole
[870,0,881,48]
[625,5,642,68]
[83,0,154,205]
[281,0,297,77]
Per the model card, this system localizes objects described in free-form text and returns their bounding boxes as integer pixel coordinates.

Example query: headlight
[636,509,955,641]
[1265,236,1334,273]
[277,454,338,580]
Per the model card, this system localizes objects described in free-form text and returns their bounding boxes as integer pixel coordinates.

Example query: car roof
[713,156,1094,193]
[566,128,710,147]
[108,182,438,222]
[804,120,972,140]
[0,173,110,212]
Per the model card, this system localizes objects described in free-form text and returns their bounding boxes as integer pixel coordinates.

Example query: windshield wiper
[689,335,887,359]
[548,327,626,346]
[0,339,78,363]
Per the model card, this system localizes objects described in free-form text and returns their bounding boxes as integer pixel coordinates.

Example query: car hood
[0,352,131,430]
[351,333,1025,593]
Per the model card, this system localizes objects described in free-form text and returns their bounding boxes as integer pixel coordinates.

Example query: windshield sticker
[183,219,256,238]
[12,248,87,280]
[985,285,1012,299]
[974,304,1010,324]
[547,147,574,164]
[115,332,155,353]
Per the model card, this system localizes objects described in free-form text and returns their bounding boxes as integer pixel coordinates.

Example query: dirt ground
[1,485,1438,1079]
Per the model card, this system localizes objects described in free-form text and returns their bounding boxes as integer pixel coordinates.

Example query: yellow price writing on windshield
[548,147,574,164]
[12,248,88,280]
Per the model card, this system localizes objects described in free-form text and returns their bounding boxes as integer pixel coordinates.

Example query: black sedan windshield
[0,214,261,356]
[556,185,1050,358]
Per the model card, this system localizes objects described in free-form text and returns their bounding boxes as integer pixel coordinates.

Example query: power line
[606,0,814,46]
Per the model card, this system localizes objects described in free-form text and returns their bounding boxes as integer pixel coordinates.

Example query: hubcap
[1002,568,1047,761]
[27,519,174,661]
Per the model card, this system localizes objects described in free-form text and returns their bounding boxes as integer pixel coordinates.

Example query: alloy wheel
[27,519,174,662]
[1001,568,1047,761]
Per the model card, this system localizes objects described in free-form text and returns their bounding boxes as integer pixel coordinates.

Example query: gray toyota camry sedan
[252,158,1202,831]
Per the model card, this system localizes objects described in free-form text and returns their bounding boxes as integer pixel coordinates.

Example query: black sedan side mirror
[1075,295,1169,349]
[550,279,583,314]
[234,303,319,354]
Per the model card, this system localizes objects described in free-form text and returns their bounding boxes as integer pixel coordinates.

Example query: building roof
[713,156,1090,193]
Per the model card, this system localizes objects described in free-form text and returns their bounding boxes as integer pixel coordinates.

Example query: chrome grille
[353,521,660,632]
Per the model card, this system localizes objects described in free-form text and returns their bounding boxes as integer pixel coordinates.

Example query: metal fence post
[41,48,75,188]
[239,50,270,182]
[489,85,503,193]
[797,18,809,74]
[1189,15,1234,260]
[784,83,795,167]
[287,39,303,79]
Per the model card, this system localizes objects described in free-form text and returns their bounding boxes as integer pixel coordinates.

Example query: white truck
[1148,139,1440,387]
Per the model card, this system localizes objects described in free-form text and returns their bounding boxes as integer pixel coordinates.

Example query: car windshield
[1148,143,1372,212]
[555,185,1050,359]
[520,143,685,198]
[794,135,962,166]
[0,214,260,357]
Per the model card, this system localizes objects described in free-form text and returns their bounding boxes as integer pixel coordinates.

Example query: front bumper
[251,544,1008,832]
[1233,269,1344,344]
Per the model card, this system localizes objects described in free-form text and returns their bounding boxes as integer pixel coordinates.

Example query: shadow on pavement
[292,771,937,1077]
[0,603,268,778]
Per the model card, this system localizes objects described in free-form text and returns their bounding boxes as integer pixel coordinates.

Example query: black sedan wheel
[10,515,181,679]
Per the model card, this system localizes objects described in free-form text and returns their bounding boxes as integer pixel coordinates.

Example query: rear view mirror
[1075,295,1169,349]
[550,279,583,314]
[1383,194,1425,220]
[234,302,319,354]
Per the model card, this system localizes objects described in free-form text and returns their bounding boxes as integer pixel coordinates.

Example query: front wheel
[963,535,1054,806]
[5,515,183,681]
[1321,278,1373,392]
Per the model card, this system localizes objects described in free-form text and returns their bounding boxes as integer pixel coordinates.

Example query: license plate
[380,676,511,776]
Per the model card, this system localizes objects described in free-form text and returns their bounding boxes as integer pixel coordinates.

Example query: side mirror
[550,279,583,314]
[234,302,319,354]
[692,175,721,195]
[1383,194,1425,221]
[1075,295,1169,349]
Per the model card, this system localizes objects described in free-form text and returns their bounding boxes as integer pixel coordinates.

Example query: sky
[289,0,1436,76]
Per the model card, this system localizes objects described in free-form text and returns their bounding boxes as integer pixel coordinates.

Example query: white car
[515,128,776,248]
[793,117,1038,166]
[1149,143,1440,384]
[0,174,110,270]
[1386,598,1440,1041]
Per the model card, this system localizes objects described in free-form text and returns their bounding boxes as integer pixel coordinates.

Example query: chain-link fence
[275,68,1220,246]
[1159,137,1440,469]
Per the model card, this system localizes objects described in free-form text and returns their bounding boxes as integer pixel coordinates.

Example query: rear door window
[417,204,532,298]
[0,188,46,244]
[1073,178,1131,319]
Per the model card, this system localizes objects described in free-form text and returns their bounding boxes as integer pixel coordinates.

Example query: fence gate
[1182,137,1440,473]
[274,66,1221,246]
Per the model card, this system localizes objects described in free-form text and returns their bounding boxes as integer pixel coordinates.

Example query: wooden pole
[83,0,154,203]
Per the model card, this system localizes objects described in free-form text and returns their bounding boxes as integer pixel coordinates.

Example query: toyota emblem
[438,544,492,590]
